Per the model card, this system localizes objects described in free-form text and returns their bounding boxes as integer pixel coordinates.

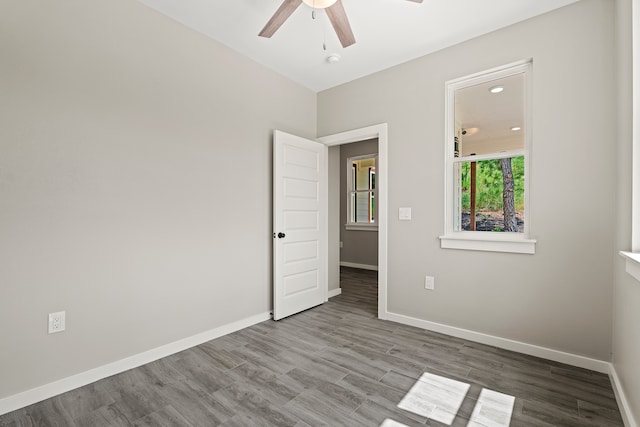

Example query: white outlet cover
[48,311,66,334]
[425,276,435,290]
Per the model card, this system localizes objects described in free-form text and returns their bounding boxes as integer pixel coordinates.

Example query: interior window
[347,155,377,227]
[441,60,535,254]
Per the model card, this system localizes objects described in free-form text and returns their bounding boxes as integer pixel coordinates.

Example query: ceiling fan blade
[259,0,303,38]
[406,0,424,2]
[326,0,356,48]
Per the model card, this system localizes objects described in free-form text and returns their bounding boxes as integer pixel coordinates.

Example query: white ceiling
[137,0,579,92]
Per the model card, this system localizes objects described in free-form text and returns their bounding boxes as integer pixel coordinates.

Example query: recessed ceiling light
[489,86,504,94]
[511,126,521,131]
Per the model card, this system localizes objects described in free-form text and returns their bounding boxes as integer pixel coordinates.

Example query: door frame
[318,123,389,319]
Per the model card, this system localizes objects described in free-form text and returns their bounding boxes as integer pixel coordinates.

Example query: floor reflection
[391,372,515,426]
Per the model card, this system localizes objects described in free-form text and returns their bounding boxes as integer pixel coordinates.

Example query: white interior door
[273,130,327,320]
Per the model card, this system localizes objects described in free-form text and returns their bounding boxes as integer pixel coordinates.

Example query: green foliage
[460,156,524,212]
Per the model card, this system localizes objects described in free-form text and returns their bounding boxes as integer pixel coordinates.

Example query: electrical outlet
[425,276,435,290]
[48,311,66,334]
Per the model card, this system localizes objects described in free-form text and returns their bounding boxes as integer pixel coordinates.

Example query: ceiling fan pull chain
[322,14,326,50]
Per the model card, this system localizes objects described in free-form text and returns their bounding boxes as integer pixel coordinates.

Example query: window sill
[345,224,378,231]
[619,251,640,283]
[439,233,536,254]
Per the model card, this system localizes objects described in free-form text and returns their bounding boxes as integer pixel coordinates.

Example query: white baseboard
[384,311,610,373]
[328,288,342,298]
[4,308,631,423]
[609,364,638,427]
[340,262,378,271]
[0,311,272,416]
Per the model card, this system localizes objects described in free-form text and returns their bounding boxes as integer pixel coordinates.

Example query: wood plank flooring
[0,267,624,426]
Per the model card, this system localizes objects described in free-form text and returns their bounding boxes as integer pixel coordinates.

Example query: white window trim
[621,0,640,282]
[454,149,525,164]
[345,224,378,231]
[440,59,536,254]
[346,153,378,231]
[634,0,640,253]
[620,251,640,283]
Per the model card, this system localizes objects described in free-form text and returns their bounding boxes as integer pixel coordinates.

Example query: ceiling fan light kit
[302,0,337,8]
[259,0,423,49]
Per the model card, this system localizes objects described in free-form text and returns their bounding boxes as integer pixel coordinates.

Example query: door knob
[277,232,286,239]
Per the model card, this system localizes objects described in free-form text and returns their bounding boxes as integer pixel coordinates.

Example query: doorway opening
[341,141,378,268]
[338,266,378,317]
[339,140,378,316]
[319,123,388,319]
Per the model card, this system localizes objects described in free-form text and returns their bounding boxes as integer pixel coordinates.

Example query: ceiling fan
[259,0,424,48]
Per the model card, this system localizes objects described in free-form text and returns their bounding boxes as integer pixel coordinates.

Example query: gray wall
[328,146,341,292]
[339,139,379,267]
[2,0,638,421]
[0,0,316,398]
[318,0,616,360]
[613,0,640,421]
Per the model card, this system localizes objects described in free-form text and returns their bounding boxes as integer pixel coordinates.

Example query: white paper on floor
[397,372,470,425]
[467,388,515,427]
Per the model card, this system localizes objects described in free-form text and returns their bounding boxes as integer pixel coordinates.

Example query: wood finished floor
[0,267,624,426]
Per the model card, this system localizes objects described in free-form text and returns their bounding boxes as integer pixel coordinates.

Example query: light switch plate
[399,207,412,220]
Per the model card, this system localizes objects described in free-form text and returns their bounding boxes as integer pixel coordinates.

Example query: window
[346,154,377,230]
[620,0,640,280]
[440,60,536,254]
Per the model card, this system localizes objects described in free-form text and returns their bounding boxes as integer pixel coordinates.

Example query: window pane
[348,156,376,225]
[455,73,525,157]
[458,156,524,232]
[351,191,375,223]
[352,158,376,191]
[350,191,355,223]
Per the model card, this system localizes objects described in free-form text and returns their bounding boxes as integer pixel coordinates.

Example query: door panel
[273,130,327,320]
